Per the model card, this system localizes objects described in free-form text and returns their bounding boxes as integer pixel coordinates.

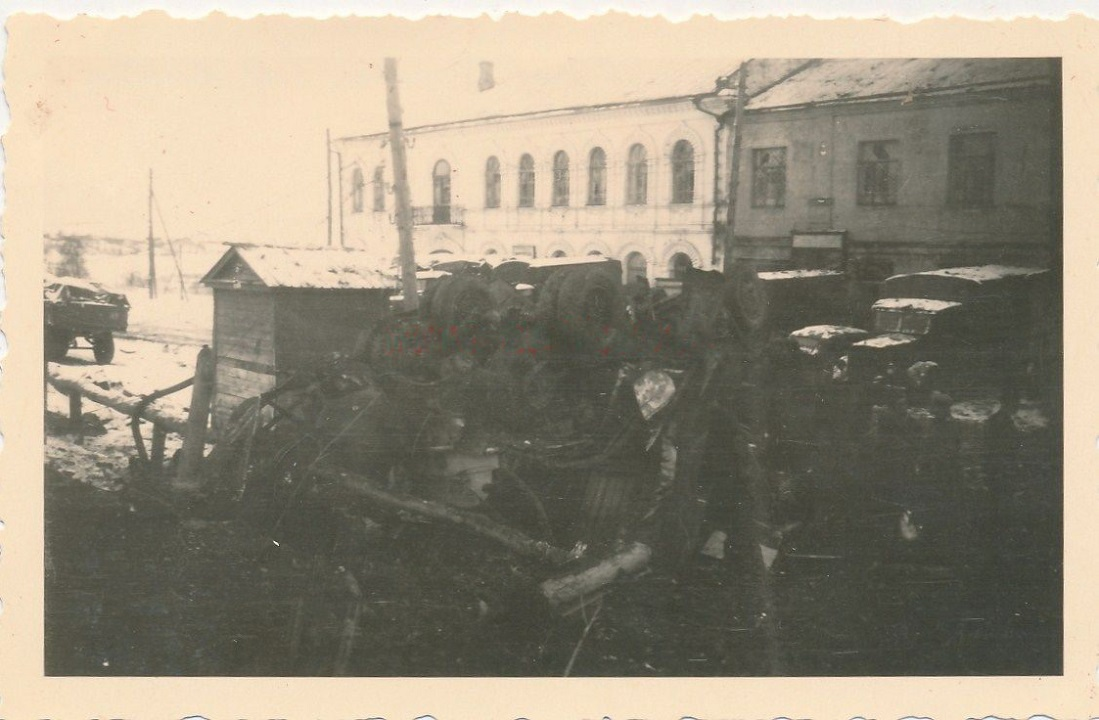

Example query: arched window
[587,147,607,206]
[587,249,603,256]
[625,251,648,283]
[518,154,536,208]
[484,156,501,209]
[551,249,567,258]
[372,166,385,212]
[669,252,693,280]
[552,151,570,207]
[626,144,648,205]
[671,140,695,204]
[432,160,451,224]
[351,167,365,213]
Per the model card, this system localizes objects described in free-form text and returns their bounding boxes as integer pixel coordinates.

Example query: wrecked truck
[208,258,800,612]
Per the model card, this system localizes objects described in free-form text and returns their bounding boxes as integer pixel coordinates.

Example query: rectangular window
[857,140,900,206]
[751,147,786,208]
[948,132,995,208]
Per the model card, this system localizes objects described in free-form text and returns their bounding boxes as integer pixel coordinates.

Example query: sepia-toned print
[12,17,1071,705]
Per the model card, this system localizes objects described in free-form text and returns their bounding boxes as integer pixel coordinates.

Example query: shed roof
[201,245,398,290]
[748,58,1055,110]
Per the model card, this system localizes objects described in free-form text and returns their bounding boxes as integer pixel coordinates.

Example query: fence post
[175,345,214,492]
[150,425,168,478]
[68,390,83,426]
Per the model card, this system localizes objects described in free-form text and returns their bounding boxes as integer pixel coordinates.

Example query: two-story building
[331,58,808,283]
[725,58,1059,274]
[332,57,1059,281]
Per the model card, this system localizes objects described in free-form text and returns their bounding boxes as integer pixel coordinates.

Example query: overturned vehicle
[207,257,803,611]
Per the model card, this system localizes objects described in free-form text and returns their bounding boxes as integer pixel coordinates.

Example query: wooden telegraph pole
[326,128,334,247]
[148,168,158,299]
[384,57,419,313]
[722,62,748,275]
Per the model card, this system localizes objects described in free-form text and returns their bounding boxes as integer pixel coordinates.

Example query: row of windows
[750,132,998,209]
[351,140,697,213]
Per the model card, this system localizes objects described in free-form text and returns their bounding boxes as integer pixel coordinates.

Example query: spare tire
[726,264,770,332]
[554,266,626,349]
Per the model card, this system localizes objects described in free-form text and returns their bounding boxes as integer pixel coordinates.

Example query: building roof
[338,57,1052,142]
[748,58,1056,110]
[341,57,812,140]
[201,245,398,290]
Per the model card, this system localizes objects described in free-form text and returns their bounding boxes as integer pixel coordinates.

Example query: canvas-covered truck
[44,276,130,364]
[844,265,1053,397]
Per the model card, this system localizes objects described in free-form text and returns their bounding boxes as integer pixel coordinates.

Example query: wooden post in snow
[722,62,748,276]
[176,345,214,491]
[384,57,420,312]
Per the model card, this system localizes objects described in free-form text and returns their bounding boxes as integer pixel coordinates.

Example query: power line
[152,192,189,300]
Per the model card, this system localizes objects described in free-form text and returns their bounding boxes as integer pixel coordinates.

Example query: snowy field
[124,291,214,346]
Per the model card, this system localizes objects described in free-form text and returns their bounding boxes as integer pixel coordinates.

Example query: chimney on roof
[478,61,495,92]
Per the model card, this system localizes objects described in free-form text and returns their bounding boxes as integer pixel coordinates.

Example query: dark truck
[844,265,1052,397]
[44,276,130,364]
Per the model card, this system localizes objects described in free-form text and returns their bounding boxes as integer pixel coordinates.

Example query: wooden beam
[310,465,571,565]
[47,369,189,434]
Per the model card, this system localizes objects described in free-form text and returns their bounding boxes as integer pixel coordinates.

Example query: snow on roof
[789,324,868,341]
[527,255,617,268]
[202,245,398,290]
[872,297,962,313]
[899,265,1049,284]
[342,58,812,139]
[852,333,920,349]
[758,269,843,281]
[749,58,1055,110]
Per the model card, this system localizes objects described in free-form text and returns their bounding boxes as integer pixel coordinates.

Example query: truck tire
[92,332,115,364]
[429,275,494,329]
[532,268,571,325]
[726,265,770,332]
[46,327,70,361]
[555,267,625,349]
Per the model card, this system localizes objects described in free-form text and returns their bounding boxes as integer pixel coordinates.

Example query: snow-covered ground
[46,336,203,490]
[124,292,213,346]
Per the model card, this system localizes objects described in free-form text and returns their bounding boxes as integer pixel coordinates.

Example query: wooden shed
[201,244,396,430]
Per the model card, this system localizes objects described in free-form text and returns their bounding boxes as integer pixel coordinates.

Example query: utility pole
[337,151,345,248]
[326,128,334,247]
[148,168,158,299]
[722,62,748,276]
[384,57,419,313]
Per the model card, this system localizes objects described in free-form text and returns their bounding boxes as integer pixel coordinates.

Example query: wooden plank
[218,355,278,376]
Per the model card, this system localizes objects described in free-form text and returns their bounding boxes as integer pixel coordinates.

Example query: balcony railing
[410,205,465,226]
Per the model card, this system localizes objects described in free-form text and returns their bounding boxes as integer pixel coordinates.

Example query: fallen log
[309,465,573,566]
[47,367,189,433]
[539,541,652,613]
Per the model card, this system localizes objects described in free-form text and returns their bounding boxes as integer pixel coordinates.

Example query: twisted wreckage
[192,255,1054,612]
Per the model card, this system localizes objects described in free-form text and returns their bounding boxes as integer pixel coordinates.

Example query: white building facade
[333,98,720,284]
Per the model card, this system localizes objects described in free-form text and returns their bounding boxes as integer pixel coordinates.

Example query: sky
[7,6,1096,249]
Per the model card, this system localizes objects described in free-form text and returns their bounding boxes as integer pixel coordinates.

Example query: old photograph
[19,16,1063,684]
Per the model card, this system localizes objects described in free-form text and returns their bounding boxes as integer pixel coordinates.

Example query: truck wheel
[726,265,769,332]
[46,328,71,361]
[555,267,625,348]
[92,332,115,364]
[430,275,494,329]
